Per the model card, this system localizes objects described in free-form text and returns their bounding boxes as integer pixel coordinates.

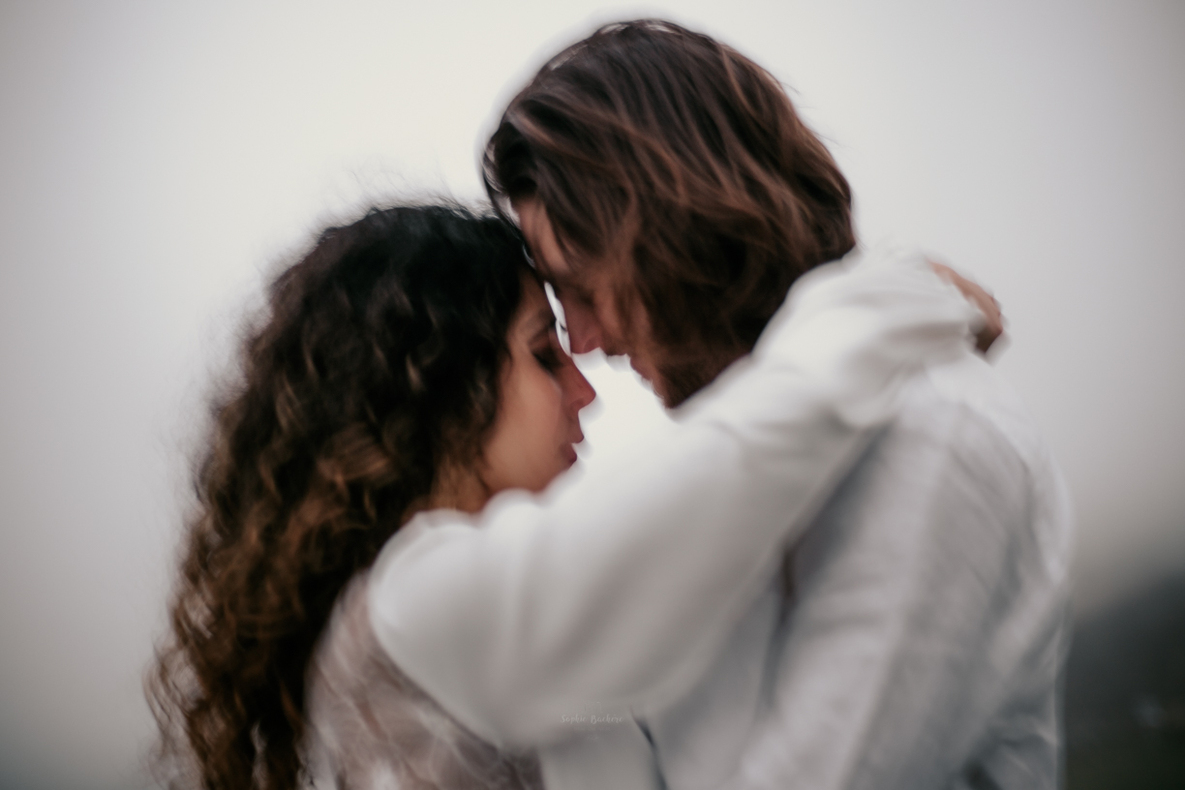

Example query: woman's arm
[368,249,978,748]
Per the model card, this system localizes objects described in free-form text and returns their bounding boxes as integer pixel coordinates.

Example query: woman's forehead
[514,278,557,339]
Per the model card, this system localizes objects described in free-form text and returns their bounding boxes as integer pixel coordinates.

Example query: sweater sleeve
[367,250,979,748]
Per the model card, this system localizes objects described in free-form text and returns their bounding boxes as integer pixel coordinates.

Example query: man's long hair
[147,205,528,790]
[484,19,855,403]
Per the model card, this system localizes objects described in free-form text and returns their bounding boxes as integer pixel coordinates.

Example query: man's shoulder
[794,350,1073,642]
[881,353,1074,580]
[900,353,1053,478]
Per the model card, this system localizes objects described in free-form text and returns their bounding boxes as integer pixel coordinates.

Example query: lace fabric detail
[305,575,543,790]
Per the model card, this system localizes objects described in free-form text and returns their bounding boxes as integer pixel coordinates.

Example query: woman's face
[480,276,596,496]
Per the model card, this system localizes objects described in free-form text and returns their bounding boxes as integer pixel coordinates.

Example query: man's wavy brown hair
[147,204,529,790]
[484,19,856,403]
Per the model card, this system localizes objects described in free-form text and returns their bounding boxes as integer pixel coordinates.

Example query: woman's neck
[419,464,491,516]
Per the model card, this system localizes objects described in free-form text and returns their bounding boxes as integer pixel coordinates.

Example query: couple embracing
[151,20,1071,790]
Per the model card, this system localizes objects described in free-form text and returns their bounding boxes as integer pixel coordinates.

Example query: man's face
[514,198,672,404]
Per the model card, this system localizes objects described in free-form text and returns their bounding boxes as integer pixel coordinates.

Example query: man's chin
[627,359,673,405]
[626,352,724,409]
[656,356,735,409]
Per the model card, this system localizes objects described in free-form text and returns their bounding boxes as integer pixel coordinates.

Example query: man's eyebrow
[541,267,579,294]
[521,243,565,287]
[522,242,558,281]
[532,256,557,283]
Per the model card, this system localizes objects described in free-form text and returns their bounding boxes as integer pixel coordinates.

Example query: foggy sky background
[1,2,1182,788]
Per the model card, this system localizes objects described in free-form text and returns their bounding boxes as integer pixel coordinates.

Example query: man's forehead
[531,254,572,288]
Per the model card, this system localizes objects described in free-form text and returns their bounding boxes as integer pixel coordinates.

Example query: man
[371,20,1071,790]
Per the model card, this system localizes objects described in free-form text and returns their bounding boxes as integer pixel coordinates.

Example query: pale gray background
[1,2,1182,788]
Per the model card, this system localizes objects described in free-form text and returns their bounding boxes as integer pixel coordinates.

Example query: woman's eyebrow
[528,308,557,341]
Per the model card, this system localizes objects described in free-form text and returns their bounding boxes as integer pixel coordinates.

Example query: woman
[149,203,591,790]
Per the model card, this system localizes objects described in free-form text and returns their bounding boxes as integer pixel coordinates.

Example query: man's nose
[563,363,597,414]
[562,300,603,355]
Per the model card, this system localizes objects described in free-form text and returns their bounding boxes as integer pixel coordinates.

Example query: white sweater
[361,248,1027,789]
[644,354,1072,790]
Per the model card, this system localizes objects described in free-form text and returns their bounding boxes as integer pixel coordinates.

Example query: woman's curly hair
[148,204,530,790]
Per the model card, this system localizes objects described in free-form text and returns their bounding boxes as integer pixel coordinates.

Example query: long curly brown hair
[148,204,530,790]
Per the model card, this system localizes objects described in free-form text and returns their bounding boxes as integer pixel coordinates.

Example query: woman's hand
[928,261,1004,354]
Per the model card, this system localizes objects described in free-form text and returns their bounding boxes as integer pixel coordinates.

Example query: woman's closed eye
[532,323,577,374]
[532,338,564,375]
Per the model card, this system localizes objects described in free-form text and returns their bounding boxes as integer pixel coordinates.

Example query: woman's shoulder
[304,571,543,790]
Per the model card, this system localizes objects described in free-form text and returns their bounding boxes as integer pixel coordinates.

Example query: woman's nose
[563,361,597,414]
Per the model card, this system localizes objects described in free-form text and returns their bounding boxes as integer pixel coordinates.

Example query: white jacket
[644,353,1072,790]
[366,248,1029,789]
